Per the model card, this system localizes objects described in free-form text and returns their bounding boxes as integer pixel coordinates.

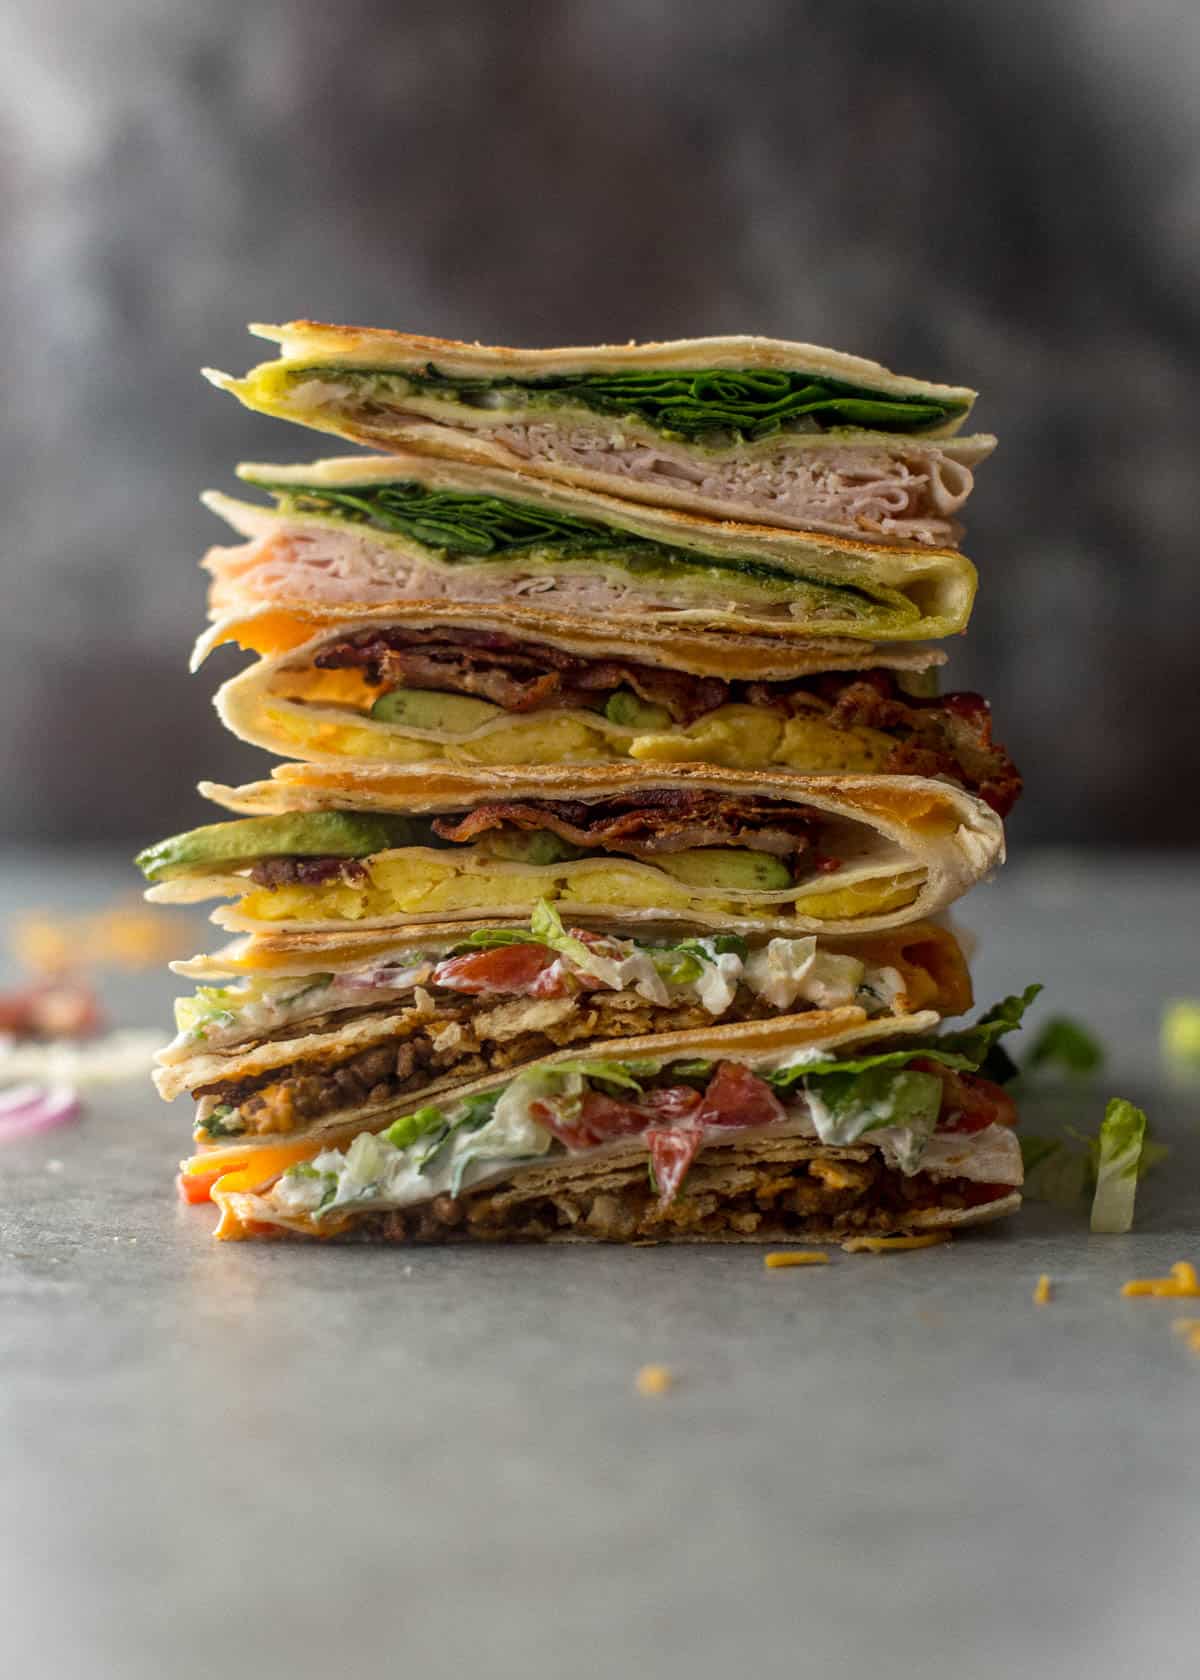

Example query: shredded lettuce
[1089,1098,1148,1234]
[1021,1100,1164,1225]
[1027,1015,1103,1075]
[803,1066,943,1171]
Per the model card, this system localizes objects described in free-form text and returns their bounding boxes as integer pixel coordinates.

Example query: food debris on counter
[1121,1262,1200,1299]
[1033,1274,1053,1305]
[1162,1000,1200,1070]
[842,1233,951,1253]
[764,1251,829,1269]
[635,1364,674,1397]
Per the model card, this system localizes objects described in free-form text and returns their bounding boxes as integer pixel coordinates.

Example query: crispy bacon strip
[315,627,727,724]
[431,789,816,860]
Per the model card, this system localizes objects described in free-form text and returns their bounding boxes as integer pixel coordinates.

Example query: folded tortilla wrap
[207,325,991,544]
[141,763,1004,938]
[195,1010,1023,1243]
[200,602,1018,814]
[201,453,977,640]
[155,916,972,1155]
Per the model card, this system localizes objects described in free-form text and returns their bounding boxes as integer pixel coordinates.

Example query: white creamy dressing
[171,934,892,1061]
[267,1062,1020,1225]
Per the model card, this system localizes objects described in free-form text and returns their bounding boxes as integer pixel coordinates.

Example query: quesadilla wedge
[137,763,1005,938]
[158,908,972,1150]
[202,602,1021,815]
[194,989,1037,1242]
[201,454,977,641]
[207,325,994,545]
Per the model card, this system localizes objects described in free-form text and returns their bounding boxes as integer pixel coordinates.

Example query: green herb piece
[1027,1016,1104,1075]
[199,1103,243,1139]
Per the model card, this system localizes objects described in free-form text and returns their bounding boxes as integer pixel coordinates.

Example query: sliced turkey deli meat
[207,324,992,543]
[201,454,977,640]
[204,603,1021,815]
[190,991,1036,1242]
[156,908,972,1150]
[138,763,1005,939]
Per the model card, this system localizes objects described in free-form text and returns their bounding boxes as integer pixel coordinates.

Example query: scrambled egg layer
[234,849,921,926]
[264,696,897,773]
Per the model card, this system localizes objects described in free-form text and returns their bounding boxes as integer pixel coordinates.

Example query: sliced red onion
[0,1084,82,1139]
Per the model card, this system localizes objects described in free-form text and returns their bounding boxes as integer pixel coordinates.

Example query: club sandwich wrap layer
[207,326,991,545]
[201,601,973,780]
[156,917,972,1155]
[200,1012,1022,1243]
[145,763,1004,938]
[201,453,977,639]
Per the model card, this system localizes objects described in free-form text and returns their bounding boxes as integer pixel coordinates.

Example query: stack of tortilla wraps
[140,325,1031,1244]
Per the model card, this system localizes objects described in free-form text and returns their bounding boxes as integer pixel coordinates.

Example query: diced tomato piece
[696,1061,786,1129]
[176,1168,224,1205]
[432,943,558,995]
[914,1060,1018,1132]
[528,959,576,999]
[959,1180,1018,1207]
[640,1086,704,1123]
[646,1125,704,1208]
[531,1089,647,1150]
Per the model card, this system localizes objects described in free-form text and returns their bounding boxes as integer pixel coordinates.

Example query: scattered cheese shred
[1120,1261,1200,1299]
[842,1232,951,1253]
[1170,1319,1200,1356]
[1033,1274,1053,1305]
[764,1250,830,1269]
[635,1364,673,1397]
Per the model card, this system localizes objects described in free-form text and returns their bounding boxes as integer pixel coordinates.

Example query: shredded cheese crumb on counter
[1120,1261,1200,1299]
[764,1250,830,1269]
[842,1232,951,1254]
[1170,1319,1200,1355]
[1033,1274,1053,1305]
[635,1364,673,1397]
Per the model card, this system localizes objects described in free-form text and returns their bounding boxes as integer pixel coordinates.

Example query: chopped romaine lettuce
[803,1066,943,1171]
[1027,1016,1104,1075]
[1089,1098,1148,1234]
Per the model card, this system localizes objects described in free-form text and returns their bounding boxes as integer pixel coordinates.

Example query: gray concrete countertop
[2,852,1198,1680]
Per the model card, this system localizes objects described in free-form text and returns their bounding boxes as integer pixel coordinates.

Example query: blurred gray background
[3,0,1198,850]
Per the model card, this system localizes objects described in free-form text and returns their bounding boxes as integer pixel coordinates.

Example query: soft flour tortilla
[157,918,972,1118]
[145,763,1004,938]
[200,1010,1021,1242]
[203,599,948,768]
[200,450,978,639]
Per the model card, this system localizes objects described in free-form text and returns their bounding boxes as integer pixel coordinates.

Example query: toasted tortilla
[198,1010,1021,1242]
[157,919,972,1128]
[203,599,948,771]
[200,451,977,639]
[146,763,1003,938]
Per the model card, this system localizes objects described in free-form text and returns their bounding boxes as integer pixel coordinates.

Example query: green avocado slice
[369,688,502,731]
[135,812,418,883]
[653,848,793,891]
